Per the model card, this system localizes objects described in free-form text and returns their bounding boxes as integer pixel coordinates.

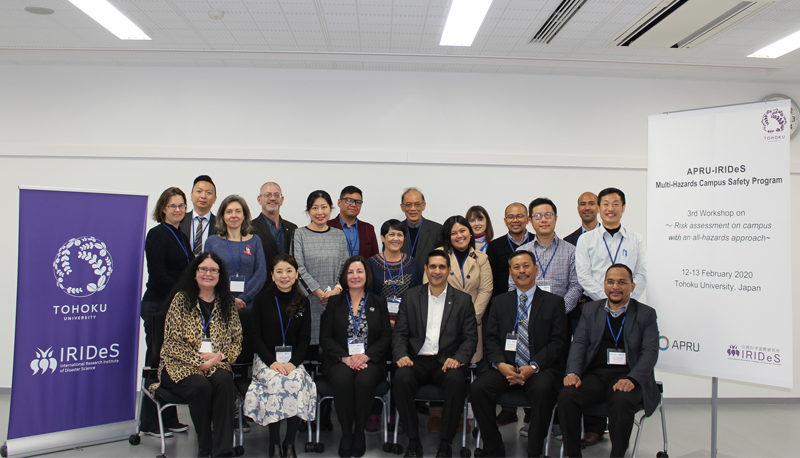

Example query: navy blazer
[319,292,392,375]
[392,284,478,366]
[566,299,660,416]
[484,287,568,376]
[327,216,379,260]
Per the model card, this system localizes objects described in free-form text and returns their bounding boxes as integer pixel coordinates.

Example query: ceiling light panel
[67,0,150,40]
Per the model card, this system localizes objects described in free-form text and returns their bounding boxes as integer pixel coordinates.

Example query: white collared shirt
[575,225,646,301]
[418,284,448,356]
[191,211,213,252]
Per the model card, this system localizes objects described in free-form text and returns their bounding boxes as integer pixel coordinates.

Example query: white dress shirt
[191,211,213,252]
[418,284,448,356]
[575,225,646,301]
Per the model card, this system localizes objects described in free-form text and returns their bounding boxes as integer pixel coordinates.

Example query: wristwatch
[529,362,540,373]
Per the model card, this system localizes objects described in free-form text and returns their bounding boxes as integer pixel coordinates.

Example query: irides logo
[53,237,113,297]
[31,347,58,375]
[726,345,740,357]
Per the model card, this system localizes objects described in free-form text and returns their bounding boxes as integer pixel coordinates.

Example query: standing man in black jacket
[400,188,443,269]
[251,181,297,291]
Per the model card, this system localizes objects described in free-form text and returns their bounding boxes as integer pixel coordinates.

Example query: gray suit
[400,218,443,268]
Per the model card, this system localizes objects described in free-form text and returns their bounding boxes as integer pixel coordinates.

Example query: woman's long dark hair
[269,253,306,318]
[441,215,476,255]
[164,252,235,321]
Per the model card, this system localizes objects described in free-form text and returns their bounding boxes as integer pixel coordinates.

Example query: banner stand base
[3,420,136,458]
[711,377,718,458]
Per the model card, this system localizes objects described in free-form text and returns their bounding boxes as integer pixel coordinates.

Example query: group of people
[139,174,658,458]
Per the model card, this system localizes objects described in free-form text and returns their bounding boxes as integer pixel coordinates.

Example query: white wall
[1,65,798,398]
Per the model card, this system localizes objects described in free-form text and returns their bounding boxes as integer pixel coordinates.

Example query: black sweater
[251,288,311,367]
[142,223,194,302]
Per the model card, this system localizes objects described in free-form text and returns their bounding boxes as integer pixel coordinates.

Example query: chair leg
[156,403,167,456]
[461,397,468,449]
[660,403,669,454]
[631,412,646,458]
[544,403,557,457]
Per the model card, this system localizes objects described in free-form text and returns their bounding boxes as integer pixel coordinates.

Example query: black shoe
[475,442,505,457]
[269,444,283,457]
[435,441,452,457]
[339,435,353,457]
[353,432,366,457]
[416,401,430,415]
[495,409,518,426]
[197,449,212,458]
[404,441,424,457]
[321,401,334,431]
[282,443,297,458]
[168,422,189,433]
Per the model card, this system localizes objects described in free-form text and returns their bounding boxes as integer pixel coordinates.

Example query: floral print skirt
[244,354,317,425]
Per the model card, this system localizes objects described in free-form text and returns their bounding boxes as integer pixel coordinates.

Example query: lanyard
[603,233,624,264]
[164,224,190,266]
[456,251,469,288]
[191,215,210,246]
[382,254,404,297]
[262,214,282,249]
[274,296,292,346]
[346,292,369,335]
[406,217,423,256]
[507,233,529,252]
[513,293,533,332]
[200,309,214,338]
[343,219,358,256]
[607,314,626,347]
[479,243,488,253]
[534,238,559,279]
[225,235,243,274]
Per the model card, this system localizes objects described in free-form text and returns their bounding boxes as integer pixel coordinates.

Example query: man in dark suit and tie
[250,181,297,290]
[179,175,217,255]
[392,250,478,458]
[558,264,659,458]
[400,188,443,268]
[471,250,569,457]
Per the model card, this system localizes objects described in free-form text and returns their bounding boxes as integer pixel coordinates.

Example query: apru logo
[31,347,58,375]
[52,237,113,297]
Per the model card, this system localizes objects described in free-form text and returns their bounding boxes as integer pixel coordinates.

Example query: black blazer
[401,218,443,268]
[250,215,298,288]
[567,299,660,416]
[485,232,534,298]
[250,290,311,368]
[319,292,392,375]
[392,285,478,365]
[179,211,217,250]
[484,288,568,376]
[563,227,583,247]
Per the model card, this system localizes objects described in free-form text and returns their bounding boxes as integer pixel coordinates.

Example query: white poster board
[647,100,792,388]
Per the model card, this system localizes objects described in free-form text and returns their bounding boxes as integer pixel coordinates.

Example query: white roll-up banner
[648,100,792,388]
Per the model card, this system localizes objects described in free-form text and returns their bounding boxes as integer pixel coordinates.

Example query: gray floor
[1,393,798,457]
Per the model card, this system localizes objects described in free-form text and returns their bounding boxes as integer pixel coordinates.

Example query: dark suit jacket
[250,214,298,289]
[179,211,216,251]
[400,218,443,268]
[567,299,660,416]
[392,285,478,365]
[319,292,392,375]
[327,216,379,259]
[485,232,534,298]
[563,227,583,247]
[485,287,568,377]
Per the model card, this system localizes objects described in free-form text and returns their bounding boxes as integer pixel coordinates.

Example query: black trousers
[140,300,178,432]
[471,368,556,455]
[327,360,384,438]
[160,368,236,457]
[557,368,642,457]
[394,355,468,443]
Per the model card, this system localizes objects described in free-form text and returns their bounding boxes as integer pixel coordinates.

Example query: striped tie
[193,216,205,255]
[515,293,530,367]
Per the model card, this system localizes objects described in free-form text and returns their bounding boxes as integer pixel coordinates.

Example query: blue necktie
[515,293,530,367]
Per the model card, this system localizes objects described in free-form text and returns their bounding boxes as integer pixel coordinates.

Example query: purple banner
[9,189,147,439]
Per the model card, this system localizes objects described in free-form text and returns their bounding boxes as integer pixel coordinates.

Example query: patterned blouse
[155,291,242,388]
[346,294,369,350]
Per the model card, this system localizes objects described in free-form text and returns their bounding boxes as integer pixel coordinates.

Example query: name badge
[538,284,552,293]
[505,332,518,352]
[275,345,292,363]
[607,348,627,365]
[387,297,401,315]
[200,338,213,353]
[230,274,245,293]
[348,340,366,355]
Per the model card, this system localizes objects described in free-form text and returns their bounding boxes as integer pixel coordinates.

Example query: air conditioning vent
[608,0,773,49]
[530,0,591,44]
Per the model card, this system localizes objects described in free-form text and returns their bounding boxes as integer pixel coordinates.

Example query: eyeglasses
[403,202,424,209]
[198,267,220,275]
[166,204,186,211]
[261,192,283,199]
[505,214,526,221]
[605,279,629,286]
[532,212,555,220]
[342,198,363,206]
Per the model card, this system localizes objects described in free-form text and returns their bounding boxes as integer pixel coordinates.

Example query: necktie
[193,216,205,255]
[515,293,530,367]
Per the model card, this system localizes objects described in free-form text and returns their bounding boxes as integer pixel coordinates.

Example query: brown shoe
[583,432,604,447]
[427,414,442,433]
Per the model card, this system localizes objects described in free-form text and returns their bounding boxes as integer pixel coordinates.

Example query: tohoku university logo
[762,109,787,133]
[31,347,57,375]
[53,236,113,297]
